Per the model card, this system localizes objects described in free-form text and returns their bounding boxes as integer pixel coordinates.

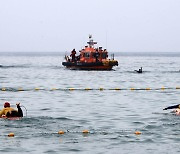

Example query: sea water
[0,52,180,154]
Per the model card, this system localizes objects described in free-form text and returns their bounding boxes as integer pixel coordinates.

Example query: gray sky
[0,0,180,52]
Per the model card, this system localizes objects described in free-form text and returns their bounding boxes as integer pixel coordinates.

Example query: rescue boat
[62,35,118,70]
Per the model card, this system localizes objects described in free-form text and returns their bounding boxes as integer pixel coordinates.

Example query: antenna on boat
[81,36,85,50]
[106,31,108,50]
[87,34,97,48]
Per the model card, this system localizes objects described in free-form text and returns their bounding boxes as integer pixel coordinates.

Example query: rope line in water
[0,87,180,91]
[5,129,141,137]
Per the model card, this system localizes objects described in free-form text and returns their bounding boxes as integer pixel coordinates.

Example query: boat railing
[111,54,114,60]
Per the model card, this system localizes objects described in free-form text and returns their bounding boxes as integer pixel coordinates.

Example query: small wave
[0,65,30,69]
[125,70,150,73]
[40,108,51,111]
[55,117,72,121]
[152,112,169,115]
[132,121,145,125]
[162,70,180,73]
[24,116,72,121]
[125,70,180,74]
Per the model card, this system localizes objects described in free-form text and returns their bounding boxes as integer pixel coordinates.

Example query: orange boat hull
[62,61,117,70]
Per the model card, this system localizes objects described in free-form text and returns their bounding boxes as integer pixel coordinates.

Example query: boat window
[84,52,90,58]
[93,52,100,58]
[102,52,107,59]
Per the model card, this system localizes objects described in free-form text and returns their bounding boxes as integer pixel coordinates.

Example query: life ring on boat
[103,61,109,66]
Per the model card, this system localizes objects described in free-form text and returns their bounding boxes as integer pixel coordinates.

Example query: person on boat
[76,54,80,61]
[104,49,108,58]
[65,55,70,62]
[94,49,100,62]
[0,102,23,117]
[70,49,76,62]
[99,47,103,51]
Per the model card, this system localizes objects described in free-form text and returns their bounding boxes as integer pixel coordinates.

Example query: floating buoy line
[4,130,142,137]
[0,87,180,92]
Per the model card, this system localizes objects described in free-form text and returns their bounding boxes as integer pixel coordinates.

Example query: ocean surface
[0,52,180,154]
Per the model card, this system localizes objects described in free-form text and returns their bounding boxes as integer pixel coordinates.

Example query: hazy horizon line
[0,51,180,53]
[1,51,180,57]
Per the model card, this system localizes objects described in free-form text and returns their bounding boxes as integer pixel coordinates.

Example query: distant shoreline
[0,51,180,57]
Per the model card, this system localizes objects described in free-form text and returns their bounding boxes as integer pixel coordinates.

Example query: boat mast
[87,35,97,48]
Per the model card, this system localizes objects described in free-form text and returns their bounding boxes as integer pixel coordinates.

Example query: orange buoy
[134,131,141,135]
[82,130,89,134]
[2,88,6,91]
[58,130,65,134]
[8,133,15,137]
[161,86,165,90]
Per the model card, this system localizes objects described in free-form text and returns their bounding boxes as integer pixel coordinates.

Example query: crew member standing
[70,49,76,62]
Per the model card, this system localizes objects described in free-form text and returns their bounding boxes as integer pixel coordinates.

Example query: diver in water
[0,102,23,117]
[134,67,143,73]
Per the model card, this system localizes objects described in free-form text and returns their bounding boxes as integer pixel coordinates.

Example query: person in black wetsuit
[163,104,180,110]
[134,67,142,73]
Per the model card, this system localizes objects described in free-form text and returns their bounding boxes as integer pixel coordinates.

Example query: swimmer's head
[4,102,10,108]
